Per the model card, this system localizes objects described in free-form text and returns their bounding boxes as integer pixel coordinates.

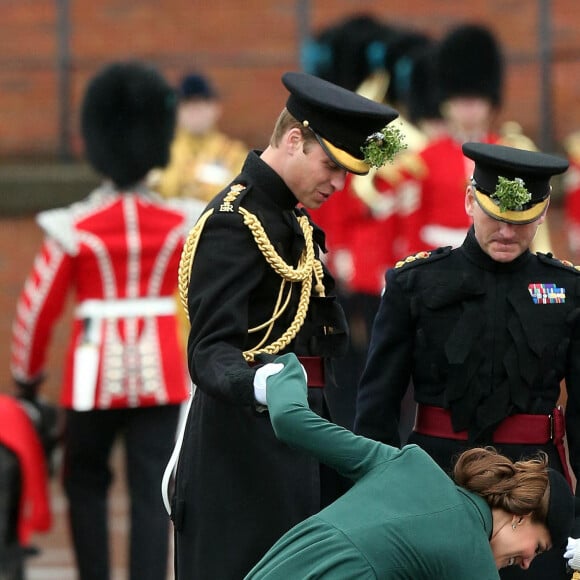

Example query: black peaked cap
[282,71,399,175]
[463,142,568,224]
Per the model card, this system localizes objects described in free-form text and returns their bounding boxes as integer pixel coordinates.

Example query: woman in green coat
[246,353,574,579]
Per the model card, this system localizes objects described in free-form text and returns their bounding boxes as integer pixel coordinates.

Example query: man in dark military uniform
[355,142,577,579]
[171,71,404,579]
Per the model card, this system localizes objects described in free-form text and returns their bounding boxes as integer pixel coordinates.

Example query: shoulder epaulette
[394,246,452,270]
[536,252,580,272]
[217,183,248,213]
[36,185,117,256]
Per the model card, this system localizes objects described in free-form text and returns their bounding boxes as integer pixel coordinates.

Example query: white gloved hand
[565,537,580,570]
[253,363,285,405]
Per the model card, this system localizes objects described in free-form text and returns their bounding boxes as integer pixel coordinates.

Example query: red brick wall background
[2,1,580,160]
[2,1,580,398]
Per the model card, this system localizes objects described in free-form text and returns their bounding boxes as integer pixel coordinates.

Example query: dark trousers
[328,290,416,442]
[325,291,381,430]
[63,405,180,580]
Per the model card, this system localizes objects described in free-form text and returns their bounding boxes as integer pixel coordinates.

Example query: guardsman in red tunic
[306,17,434,428]
[399,24,505,256]
[10,61,204,580]
[398,25,548,258]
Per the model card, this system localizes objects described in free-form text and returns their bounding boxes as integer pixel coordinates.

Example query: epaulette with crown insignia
[394,246,452,270]
[217,183,248,213]
[537,252,580,273]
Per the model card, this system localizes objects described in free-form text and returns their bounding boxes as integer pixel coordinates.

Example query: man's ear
[536,198,550,226]
[465,186,476,218]
[285,127,303,153]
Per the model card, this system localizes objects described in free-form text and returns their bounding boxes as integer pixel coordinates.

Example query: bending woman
[246,353,574,579]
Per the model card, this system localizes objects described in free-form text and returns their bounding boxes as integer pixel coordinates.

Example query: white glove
[565,537,580,570]
[253,363,285,405]
[252,358,309,405]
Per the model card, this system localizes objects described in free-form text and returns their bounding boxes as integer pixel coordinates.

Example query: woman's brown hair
[453,447,550,524]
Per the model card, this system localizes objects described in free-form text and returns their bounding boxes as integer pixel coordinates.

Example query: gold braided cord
[246,280,291,351]
[176,203,325,362]
[178,209,214,321]
[313,258,326,297]
[238,207,325,362]
[243,263,314,362]
[239,208,314,282]
[248,279,291,333]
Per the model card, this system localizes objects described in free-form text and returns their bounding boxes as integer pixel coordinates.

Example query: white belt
[75,297,177,319]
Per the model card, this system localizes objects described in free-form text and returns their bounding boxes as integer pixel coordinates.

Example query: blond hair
[270,108,318,150]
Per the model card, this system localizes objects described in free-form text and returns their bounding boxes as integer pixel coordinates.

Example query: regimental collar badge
[528,283,566,304]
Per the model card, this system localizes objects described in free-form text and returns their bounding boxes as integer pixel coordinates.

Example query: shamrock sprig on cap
[361,123,407,168]
[491,176,531,212]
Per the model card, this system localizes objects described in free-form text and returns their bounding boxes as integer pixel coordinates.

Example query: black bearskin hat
[407,43,443,124]
[383,29,432,106]
[81,61,177,188]
[303,15,394,92]
[437,24,504,107]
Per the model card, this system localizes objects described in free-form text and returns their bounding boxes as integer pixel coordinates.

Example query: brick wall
[2,0,580,161]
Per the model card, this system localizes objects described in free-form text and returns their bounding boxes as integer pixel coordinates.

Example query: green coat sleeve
[266,353,397,482]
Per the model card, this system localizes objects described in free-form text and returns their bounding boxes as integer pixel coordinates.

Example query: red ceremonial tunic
[402,133,499,255]
[10,185,204,411]
[563,154,580,255]
[310,172,408,296]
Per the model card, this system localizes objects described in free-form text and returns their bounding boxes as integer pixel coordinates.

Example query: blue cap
[178,73,218,100]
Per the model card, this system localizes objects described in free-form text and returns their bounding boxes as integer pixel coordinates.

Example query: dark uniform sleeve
[186,209,265,405]
[354,267,414,446]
